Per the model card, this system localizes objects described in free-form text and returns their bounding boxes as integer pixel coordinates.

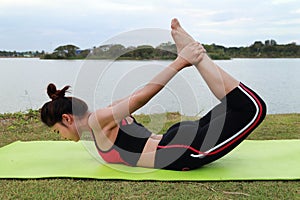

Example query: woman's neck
[75,111,92,135]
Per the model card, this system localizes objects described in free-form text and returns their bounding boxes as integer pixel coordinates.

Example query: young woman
[41,19,266,171]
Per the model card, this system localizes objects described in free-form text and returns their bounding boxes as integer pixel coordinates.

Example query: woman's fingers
[179,41,206,66]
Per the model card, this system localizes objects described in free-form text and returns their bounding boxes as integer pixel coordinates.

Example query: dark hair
[40,83,88,127]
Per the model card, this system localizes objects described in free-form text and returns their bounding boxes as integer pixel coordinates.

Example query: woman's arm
[92,42,204,131]
[91,57,186,130]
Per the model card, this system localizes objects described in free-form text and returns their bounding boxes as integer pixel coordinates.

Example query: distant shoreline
[0,56,300,61]
[2,39,300,60]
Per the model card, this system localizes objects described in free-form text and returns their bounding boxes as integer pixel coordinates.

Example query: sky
[1,0,300,52]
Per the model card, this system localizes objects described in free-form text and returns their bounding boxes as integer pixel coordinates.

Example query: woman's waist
[137,135,163,168]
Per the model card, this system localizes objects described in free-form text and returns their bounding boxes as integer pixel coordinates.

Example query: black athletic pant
[155,83,267,171]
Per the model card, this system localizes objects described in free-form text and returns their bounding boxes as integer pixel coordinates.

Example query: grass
[0,110,299,200]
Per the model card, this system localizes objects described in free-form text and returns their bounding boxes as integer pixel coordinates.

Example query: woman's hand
[177,42,206,67]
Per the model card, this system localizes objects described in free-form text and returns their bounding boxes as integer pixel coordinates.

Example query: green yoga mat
[0,140,299,181]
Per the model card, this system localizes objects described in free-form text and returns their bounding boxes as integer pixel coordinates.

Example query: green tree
[108,44,126,58]
[54,44,79,58]
[135,45,154,59]
[250,41,264,56]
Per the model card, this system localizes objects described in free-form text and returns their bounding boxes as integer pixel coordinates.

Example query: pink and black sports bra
[92,117,152,166]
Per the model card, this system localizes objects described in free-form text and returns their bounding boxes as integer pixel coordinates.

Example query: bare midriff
[136,134,162,168]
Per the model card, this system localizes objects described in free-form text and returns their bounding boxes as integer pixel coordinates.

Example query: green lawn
[0,111,299,199]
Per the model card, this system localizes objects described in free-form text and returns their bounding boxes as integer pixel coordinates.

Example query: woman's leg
[155,83,267,170]
[190,83,267,165]
[171,18,239,100]
[155,19,267,171]
[195,54,239,100]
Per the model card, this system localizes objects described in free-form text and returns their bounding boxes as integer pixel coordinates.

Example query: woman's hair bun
[47,83,70,100]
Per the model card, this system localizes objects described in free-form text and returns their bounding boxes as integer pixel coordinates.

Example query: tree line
[0,50,44,58]
[2,39,300,59]
[220,40,300,58]
[41,39,300,60]
[41,42,178,60]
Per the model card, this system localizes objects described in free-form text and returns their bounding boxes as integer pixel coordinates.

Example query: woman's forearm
[132,58,185,108]
[96,42,204,127]
[111,58,186,121]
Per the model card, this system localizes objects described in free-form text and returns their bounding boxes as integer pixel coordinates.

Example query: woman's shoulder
[88,108,118,132]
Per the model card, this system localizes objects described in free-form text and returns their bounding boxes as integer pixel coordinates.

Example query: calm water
[0,58,299,115]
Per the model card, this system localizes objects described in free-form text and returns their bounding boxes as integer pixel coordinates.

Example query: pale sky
[1,0,300,52]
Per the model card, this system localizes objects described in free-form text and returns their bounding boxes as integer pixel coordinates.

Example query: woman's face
[52,114,80,141]
[52,123,79,141]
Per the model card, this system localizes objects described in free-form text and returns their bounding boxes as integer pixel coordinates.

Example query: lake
[0,58,299,115]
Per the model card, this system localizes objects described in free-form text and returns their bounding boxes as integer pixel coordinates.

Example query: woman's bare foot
[171,18,195,53]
